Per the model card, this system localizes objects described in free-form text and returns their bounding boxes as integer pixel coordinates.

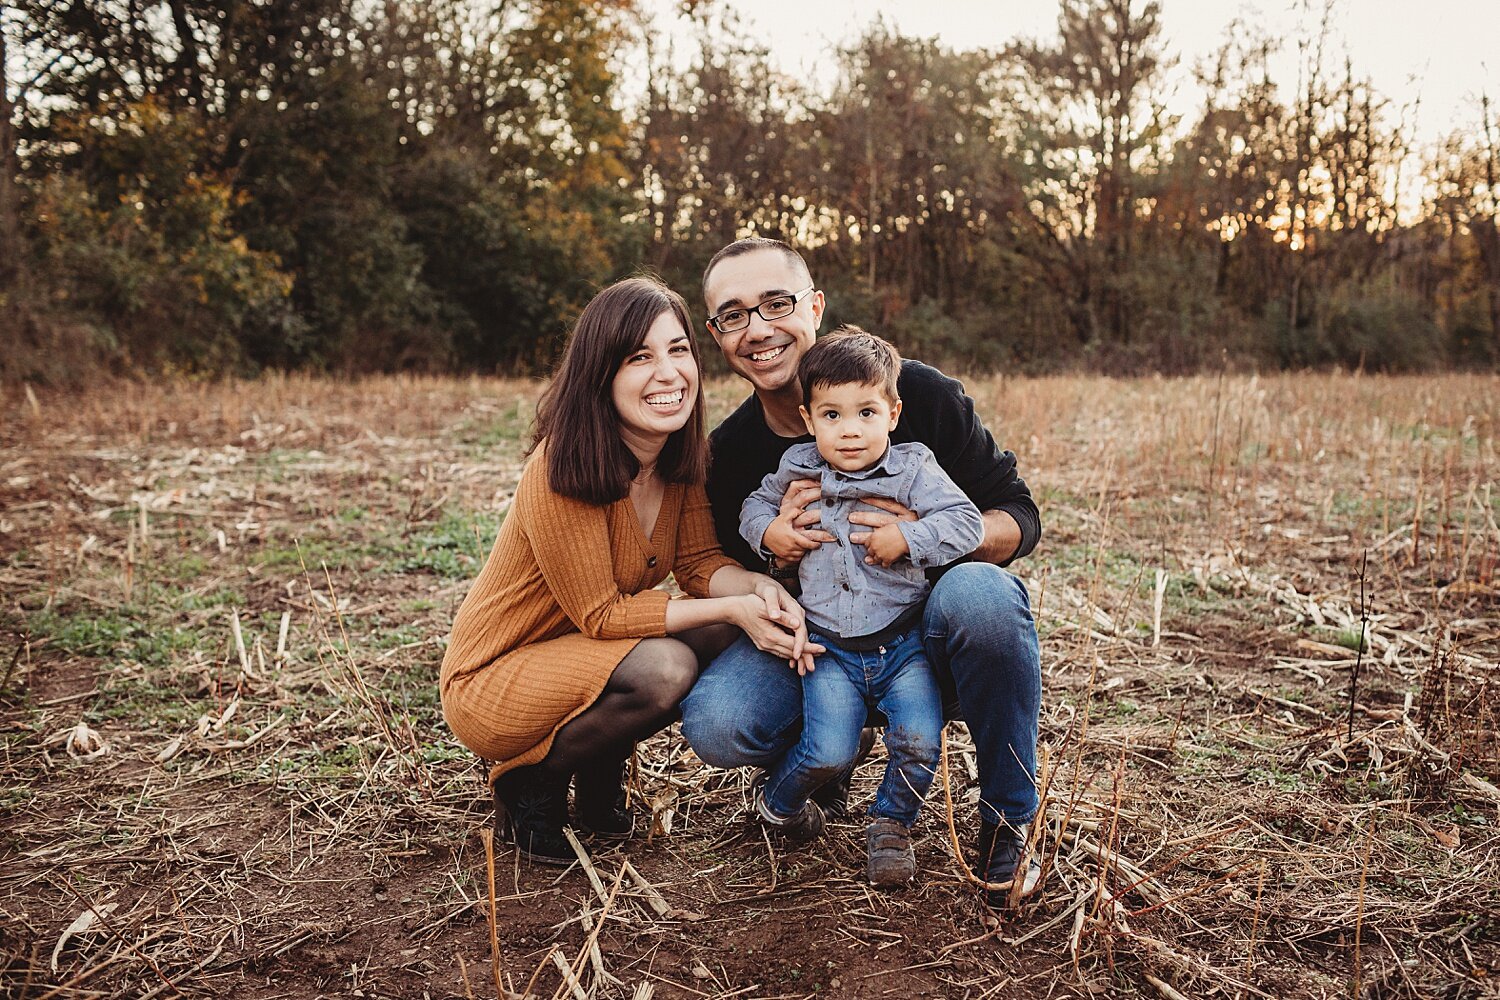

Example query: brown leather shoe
[866,817,916,887]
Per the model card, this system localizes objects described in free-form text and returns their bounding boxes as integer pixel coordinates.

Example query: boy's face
[799,381,902,474]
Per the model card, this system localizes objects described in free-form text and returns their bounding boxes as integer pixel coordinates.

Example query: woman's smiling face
[611,310,700,452]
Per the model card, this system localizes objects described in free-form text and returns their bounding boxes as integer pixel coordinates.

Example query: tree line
[2,0,1497,382]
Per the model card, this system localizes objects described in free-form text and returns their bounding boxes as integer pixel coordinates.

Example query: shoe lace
[510,782,564,832]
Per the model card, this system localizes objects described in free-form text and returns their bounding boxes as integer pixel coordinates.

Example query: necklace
[632,461,658,484]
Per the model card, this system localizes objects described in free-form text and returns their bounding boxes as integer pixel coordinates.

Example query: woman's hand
[702,565,824,674]
[733,583,823,676]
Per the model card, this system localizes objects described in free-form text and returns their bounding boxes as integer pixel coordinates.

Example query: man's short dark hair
[797,327,901,408]
[701,237,811,299]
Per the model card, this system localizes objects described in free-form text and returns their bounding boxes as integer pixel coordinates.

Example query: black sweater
[707,360,1042,576]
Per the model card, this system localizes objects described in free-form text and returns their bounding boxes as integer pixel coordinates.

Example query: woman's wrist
[726,593,755,629]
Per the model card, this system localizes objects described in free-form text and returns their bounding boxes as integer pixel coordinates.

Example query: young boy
[738,328,984,886]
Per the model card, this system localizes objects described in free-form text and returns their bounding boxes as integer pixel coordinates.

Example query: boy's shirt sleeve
[894,444,986,570]
[739,455,802,558]
[740,443,825,559]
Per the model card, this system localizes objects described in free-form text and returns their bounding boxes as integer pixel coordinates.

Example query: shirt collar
[826,444,899,481]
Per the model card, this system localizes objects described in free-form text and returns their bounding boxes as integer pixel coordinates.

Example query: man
[679,237,1043,906]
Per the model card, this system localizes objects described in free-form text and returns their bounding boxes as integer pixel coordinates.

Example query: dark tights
[535,624,738,779]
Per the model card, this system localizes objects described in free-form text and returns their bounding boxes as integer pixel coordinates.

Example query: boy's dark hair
[797,327,901,408]
[529,276,708,505]
[701,236,810,298]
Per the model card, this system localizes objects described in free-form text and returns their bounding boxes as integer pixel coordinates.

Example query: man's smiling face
[702,248,824,395]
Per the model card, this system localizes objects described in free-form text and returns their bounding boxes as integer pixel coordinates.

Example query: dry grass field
[1,372,1497,999]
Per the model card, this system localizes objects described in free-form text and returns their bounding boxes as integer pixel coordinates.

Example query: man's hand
[761,478,835,564]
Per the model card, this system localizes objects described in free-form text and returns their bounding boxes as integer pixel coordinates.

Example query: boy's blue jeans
[684,564,1041,827]
[761,628,942,826]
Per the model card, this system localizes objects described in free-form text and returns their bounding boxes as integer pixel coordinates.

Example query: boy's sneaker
[750,772,826,844]
[975,819,1042,908]
[866,817,916,887]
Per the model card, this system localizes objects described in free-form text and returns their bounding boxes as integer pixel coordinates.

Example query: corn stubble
[1,372,1495,999]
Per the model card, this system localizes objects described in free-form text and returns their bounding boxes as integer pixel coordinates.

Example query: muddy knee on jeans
[881,724,938,803]
[798,733,863,784]
[883,724,936,761]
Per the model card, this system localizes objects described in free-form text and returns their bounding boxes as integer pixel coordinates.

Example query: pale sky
[639,0,1499,146]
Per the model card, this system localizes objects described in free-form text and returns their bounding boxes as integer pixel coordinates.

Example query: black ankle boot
[573,749,635,840]
[975,819,1041,908]
[493,766,573,865]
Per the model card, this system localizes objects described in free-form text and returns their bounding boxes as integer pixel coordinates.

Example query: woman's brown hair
[529,276,708,505]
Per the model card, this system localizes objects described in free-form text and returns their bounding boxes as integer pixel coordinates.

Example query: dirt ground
[1,373,1497,999]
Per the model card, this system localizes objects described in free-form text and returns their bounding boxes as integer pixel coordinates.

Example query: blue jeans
[683,564,1041,826]
[762,629,942,826]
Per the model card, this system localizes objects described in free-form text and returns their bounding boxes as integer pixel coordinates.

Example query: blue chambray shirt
[739,441,985,641]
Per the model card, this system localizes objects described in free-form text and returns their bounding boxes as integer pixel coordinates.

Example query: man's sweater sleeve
[908,364,1041,564]
[708,421,765,570]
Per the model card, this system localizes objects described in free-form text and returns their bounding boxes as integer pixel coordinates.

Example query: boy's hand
[849,497,918,568]
[763,478,835,563]
[861,522,910,567]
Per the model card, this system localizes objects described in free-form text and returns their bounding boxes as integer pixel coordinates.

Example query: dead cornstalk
[1353,817,1376,998]
[1244,860,1268,984]
[1346,548,1369,741]
[480,827,506,999]
[557,863,627,1000]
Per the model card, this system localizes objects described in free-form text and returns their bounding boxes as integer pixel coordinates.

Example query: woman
[441,276,816,864]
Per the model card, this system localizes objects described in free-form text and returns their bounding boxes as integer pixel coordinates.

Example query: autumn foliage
[2,0,1498,379]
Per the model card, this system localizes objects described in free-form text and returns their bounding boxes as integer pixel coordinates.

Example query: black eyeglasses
[708,286,815,334]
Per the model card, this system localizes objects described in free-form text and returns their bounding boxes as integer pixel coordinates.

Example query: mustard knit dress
[441,447,736,784]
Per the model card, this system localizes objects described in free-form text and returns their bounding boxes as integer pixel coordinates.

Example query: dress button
[647,556,657,568]
[841,582,850,591]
